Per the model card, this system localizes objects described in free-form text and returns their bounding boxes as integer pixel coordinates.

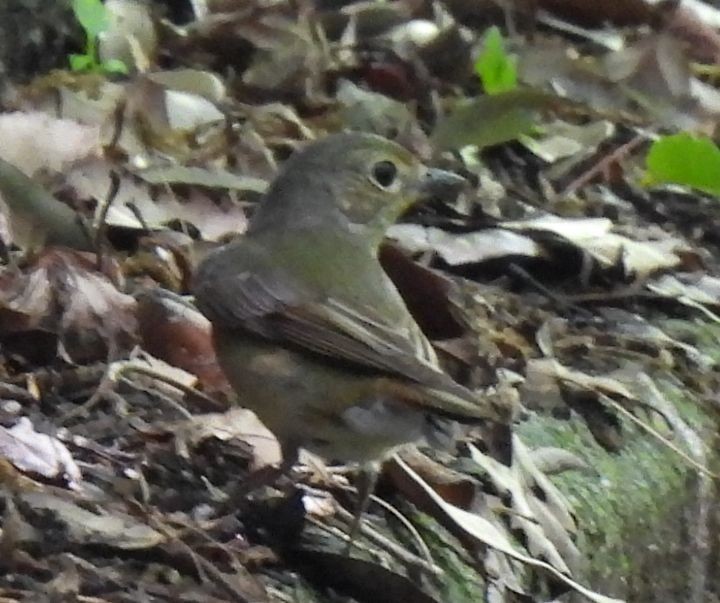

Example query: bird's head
[250,132,465,247]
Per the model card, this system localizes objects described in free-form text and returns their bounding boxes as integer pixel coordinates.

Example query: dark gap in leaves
[531,485,548,503]
[164,218,201,240]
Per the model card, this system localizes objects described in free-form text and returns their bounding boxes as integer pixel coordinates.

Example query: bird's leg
[344,461,380,555]
[278,441,300,476]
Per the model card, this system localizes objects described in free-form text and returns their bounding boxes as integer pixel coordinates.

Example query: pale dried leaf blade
[388,224,544,266]
[503,216,684,278]
[527,358,636,400]
[108,351,198,392]
[0,157,90,251]
[647,274,720,307]
[0,418,82,488]
[393,455,624,603]
[135,165,268,193]
[20,492,164,549]
[467,441,575,571]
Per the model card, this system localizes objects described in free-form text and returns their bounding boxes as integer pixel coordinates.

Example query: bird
[193,132,513,544]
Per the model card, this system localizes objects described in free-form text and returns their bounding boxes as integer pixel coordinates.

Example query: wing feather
[194,241,507,422]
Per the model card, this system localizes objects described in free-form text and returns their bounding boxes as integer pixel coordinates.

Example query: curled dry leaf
[0,417,81,489]
[159,408,281,469]
[0,157,92,252]
[392,447,479,509]
[0,248,137,363]
[378,242,466,340]
[135,287,232,399]
[18,491,164,550]
[106,350,198,398]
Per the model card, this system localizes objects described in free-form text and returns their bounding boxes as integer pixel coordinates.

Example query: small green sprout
[474,26,518,95]
[69,0,128,75]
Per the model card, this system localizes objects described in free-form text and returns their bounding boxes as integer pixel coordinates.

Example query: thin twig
[598,392,719,479]
[117,364,225,411]
[328,504,443,575]
[559,133,647,198]
[148,516,254,603]
[508,263,594,319]
[95,170,121,273]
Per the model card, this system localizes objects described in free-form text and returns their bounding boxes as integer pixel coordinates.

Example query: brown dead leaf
[665,1,720,63]
[0,248,137,363]
[390,447,479,509]
[66,158,253,242]
[135,287,232,399]
[160,408,281,470]
[379,243,466,340]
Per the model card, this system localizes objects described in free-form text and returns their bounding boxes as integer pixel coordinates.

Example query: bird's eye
[370,160,398,189]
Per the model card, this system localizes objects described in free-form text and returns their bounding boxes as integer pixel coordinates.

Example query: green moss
[661,318,720,364]
[518,393,701,599]
[411,511,487,601]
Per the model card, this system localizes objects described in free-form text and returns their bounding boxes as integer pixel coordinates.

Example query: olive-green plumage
[193,132,512,468]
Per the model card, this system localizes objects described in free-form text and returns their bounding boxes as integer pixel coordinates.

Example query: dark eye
[371,160,398,188]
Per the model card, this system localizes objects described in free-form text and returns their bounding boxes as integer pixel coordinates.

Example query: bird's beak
[417,168,467,200]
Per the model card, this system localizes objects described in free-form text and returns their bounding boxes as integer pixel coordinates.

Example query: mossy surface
[518,378,711,601]
[413,511,488,602]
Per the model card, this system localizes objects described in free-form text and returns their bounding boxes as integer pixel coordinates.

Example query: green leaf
[72,0,110,37]
[432,89,555,151]
[102,58,129,75]
[474,26,518,95]
[69,53,94,72]
[645,133,720,196]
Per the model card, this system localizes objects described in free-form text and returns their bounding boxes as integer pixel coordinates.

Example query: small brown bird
[193,132,512,536]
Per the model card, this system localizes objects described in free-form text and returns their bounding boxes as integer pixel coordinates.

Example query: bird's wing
[194,243,508,423]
